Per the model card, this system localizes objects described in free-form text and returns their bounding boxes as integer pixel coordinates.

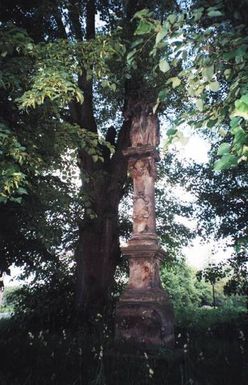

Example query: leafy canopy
[129,1,248,171]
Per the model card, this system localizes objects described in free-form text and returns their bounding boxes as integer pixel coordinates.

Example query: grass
[0,307,247,385]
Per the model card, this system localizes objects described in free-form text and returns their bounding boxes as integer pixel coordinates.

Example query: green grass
[0,308,247,385]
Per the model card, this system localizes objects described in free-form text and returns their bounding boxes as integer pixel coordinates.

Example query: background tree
[161,259,212,311]
[185,156,248,304]
[196,264,226,307]
[0,24,81,283]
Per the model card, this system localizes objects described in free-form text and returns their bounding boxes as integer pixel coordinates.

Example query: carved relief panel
[129,157,156,235]
[130,113,159,147]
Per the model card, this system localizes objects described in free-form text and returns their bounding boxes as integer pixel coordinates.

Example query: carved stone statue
[115,107,174,347]
[130,113,160,147]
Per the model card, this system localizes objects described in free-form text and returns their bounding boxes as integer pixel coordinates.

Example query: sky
[167,132,233,269]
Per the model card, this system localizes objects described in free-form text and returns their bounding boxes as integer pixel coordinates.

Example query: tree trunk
[212,284,216,308]
[75,121,131,317]
[75,200,121,315]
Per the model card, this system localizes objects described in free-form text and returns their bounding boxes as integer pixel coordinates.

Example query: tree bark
[75,121,131,317]
[212,284,216,308]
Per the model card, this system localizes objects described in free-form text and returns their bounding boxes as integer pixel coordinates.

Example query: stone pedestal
[115,242,174,347]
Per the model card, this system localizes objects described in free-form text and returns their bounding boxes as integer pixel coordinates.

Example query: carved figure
[133,194,150,233]
[130,158,155,180]
[130,159,148,193]
[130,113,160,147]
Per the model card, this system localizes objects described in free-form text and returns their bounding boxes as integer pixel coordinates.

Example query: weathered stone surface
[130,112,160,148]
[116,244,174,347]
[115,111,174,347]
[115,299,174,346]
[122,244,164,290]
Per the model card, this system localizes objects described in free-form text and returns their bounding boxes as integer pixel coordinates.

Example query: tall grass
[0,305,247,385]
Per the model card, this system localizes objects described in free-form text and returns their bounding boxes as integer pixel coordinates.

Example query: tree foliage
[0,23,80,275]
[185,155,248,301]
[161,259,212,311]
[129,0,248,170]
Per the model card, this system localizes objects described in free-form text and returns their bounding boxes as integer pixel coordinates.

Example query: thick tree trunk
[75,121,131,317]
[75,197,121,315]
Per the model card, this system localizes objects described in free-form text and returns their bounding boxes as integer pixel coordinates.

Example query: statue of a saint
[130,112,160,147]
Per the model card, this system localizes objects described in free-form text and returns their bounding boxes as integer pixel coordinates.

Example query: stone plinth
[115,243,174,347]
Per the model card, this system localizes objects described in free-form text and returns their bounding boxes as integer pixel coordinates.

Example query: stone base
[115,288,174,348]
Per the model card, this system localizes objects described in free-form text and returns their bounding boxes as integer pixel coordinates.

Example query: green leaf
[92,155,98,163]
[132,9,151,20]
[167,14,177,24]
[240,94,248,105]
[110,83,116,92]
[242,145,248,156]
[230,117,240,128]
[126,49,137,65]
[232,126,247,145]
[130,39,143,49]
[167,128,177,136]
[26,43,33,51]
[214,154,238,171]
[167,77,181,89]
[217,142,231,156]
[159,59,170,73]
[202,66,214,81]
[195,85,205,97]
[75,91,84,104]
[224,68,232,80]
[158,89,168,101]
[155,28,167,46]
[12,197,23,204]
[17,187,28,195]
[208,81,220,92]
[234,46,246,63]
[135,20,153,35]
[208,10,223,17]
[232,94,248,119]
[195,99,204,111]
[206,119,218,128]
[192,7,204,21]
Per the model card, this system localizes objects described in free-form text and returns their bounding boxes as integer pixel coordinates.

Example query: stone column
[115,113,174,347]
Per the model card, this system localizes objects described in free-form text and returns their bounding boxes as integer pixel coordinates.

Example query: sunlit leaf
[217,142,231,156]
[208,10,223,17]
[195,99,204,111]
[134,20,153,35]
[159,59,170,73]
[208,81,220,92]
[155,28,167,46]
[202,66,214,81]
[214,154,238,171]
